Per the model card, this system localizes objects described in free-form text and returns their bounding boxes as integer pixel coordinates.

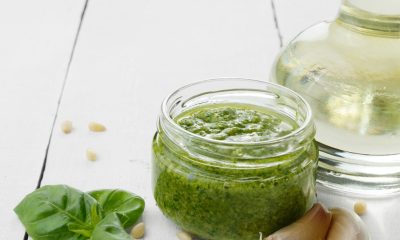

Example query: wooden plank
[273,0,341,44]
[0,1,85,239]
[41,0,280,239]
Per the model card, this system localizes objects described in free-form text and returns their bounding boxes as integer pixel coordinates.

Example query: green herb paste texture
[176,104,297,142]
[153,104,318,240]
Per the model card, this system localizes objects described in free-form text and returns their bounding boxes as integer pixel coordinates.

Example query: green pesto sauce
[152,104,318,240]
[175,104,297,142]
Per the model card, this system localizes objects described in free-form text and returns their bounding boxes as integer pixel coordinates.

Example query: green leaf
[14,185,102,240]
[91,213,133,240]
[67,223,92,237]
[88,189,145,229]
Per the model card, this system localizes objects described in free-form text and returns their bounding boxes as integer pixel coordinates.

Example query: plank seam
[270,0,283,47]
[23,0,90,239]
[34,0,89,190]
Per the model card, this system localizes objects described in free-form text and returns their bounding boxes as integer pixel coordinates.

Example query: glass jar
[152,79,318,240]
[272,0,400,195]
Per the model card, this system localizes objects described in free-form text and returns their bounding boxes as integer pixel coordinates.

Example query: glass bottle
[272,0,400,195]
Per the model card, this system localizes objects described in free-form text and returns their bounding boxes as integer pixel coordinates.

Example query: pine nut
[86,149,97,161]
[131,222,145,239]
[354,200,367,215]
[61,120,73,134]
[88,122,106,132]
[177,231,192,240]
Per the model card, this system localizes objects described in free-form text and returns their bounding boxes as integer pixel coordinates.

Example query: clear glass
[272,0,400,195]
[152,79,318,240]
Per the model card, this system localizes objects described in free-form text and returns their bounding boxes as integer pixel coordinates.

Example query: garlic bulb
[326,208,369,240]
[265,203,332,240]
[264,204,370,240]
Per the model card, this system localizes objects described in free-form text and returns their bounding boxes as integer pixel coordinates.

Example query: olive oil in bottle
[272,0,400,195]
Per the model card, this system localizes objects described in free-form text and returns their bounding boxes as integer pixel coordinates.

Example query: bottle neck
[344,0,400,15]
[338,0,400,36]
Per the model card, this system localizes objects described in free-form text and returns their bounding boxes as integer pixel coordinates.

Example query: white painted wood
[273,0,341,44]
[0,0,85,239]
[41,0,279,239]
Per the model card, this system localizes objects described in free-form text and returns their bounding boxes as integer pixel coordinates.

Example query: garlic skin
[264,204,370,240]
[265,203,332,240]
[326,208,370,240]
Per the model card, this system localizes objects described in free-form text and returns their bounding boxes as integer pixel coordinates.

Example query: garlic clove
[326,208,369,240]
[265,203,332,240]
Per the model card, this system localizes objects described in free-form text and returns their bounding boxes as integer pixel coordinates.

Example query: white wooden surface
[0,1,85,239]
[2,0,399,239]
[41,0,278,239]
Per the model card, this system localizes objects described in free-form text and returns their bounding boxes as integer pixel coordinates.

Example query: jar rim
[161,78,314,147]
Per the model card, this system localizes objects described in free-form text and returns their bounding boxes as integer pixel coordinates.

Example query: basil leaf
[88,189,145,229]
[91,213,132,240]
[14,185,103,240]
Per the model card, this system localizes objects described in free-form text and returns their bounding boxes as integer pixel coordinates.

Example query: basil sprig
[14,185,145,240]
[91,213,133,240]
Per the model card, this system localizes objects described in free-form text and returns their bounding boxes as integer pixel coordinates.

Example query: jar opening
[160,78,314,147]
[157,78,317,171]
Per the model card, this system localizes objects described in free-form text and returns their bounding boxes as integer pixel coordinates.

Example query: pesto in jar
[153,103,318,240]
[176,104,297,142]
